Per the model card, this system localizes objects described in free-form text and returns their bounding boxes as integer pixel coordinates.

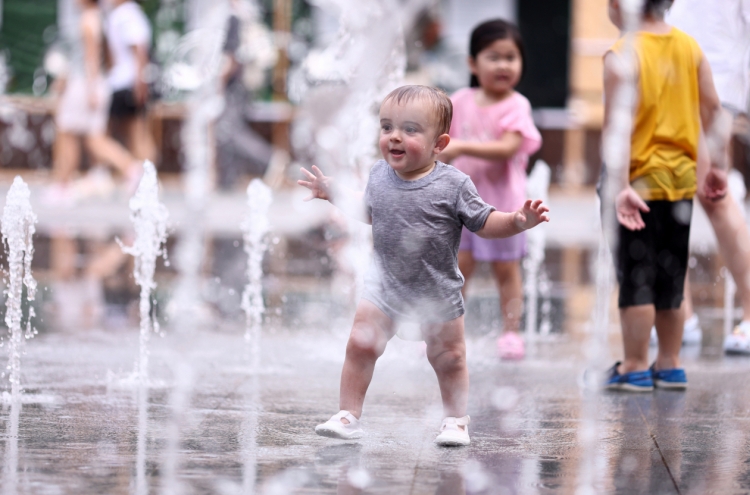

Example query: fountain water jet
[241,178,272,368]
[238,178,271,495]
[1,177,37,402]
[120,161,170,383]
[0,176,35,495]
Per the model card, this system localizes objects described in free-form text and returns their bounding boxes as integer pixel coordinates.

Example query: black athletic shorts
[109,88,146,118]
[616,200,692,310]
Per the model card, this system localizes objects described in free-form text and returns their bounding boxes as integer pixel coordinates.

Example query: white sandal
[435,415,470,446]
[315,410,364,439]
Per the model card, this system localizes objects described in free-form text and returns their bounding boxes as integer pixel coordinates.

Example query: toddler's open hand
[298,165,333,202]
[513,199,550,231]
[616,186,650,230]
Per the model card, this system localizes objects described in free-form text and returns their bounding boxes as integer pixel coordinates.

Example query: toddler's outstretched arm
[298,166,370,223]
[477,199,549,239]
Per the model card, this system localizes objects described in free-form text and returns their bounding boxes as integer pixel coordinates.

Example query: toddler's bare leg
[423,316,468,419]
[654,306,684,370]
[339,300,395,420]
[491,260,523,334]
[619,304,654,373]
[458,251,476,298]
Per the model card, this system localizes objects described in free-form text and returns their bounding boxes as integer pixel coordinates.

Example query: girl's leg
[84,133,138,176]
[458,251,475,299]
[619,304,654,373]
[126,114,157,163]
[491,260,523,334]
[53,131,81,184]
[423,315,468,419]
[654,306,684,370]
[339,299,396,419]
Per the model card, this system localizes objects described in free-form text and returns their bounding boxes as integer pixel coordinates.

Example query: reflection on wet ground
[2,321,750,494]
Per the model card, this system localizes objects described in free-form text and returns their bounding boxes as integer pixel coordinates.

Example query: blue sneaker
[604,362,654,392]
[650,364,687,390]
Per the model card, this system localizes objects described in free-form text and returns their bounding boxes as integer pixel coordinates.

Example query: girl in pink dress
[439,19,542,360]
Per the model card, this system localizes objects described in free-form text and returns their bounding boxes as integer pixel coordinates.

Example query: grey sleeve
[456,178,495,232]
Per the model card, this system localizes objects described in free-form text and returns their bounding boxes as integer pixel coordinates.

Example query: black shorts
[616,200,692,310]
[109,88,146,118]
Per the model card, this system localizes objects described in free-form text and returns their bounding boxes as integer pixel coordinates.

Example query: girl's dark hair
[469,19,525,88]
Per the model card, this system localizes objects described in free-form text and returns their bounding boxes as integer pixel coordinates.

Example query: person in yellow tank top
[602,0,731,391]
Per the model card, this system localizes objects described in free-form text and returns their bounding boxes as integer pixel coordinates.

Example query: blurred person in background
[105,0,156,165]
[48,0,144,204]
[438,20,542,361]
[654,0,750,352]
[215,0,276,190]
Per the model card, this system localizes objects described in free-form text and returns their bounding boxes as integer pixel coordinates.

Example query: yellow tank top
[610,28,703,201]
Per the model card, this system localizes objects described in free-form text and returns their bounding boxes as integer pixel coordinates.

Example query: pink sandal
[497,332,525,360]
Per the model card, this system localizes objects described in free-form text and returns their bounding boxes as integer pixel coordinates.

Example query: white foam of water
[1,177,37,401]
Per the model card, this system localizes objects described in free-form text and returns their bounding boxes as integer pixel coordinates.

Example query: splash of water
[166,2,227,331]
[241,179,272,366]
[120,161,169,383]
[578,0,644,493]
[523,160,551,345]
[291,0,406,305]
[2,177,37,401]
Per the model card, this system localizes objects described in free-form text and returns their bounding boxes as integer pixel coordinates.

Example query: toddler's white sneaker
[315,410,363,439]
[434,415,470,446]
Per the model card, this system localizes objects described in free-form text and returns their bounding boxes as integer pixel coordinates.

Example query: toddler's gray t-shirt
[363,160,495,323]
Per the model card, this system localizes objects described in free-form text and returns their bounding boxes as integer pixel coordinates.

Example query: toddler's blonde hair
[381,85,453,137]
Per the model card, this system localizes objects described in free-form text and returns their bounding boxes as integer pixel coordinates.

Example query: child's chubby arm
[298,166,371,224]
[438,132,523,163]
[476,199,549,239]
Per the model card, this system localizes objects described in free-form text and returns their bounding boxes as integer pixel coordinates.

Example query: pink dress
[449,88,542,262]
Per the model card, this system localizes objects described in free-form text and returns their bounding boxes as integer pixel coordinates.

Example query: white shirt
[667,0,750,112]
[105,1,152,91]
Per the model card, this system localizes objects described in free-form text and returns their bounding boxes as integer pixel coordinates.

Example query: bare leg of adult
[491,260,523,334]
[339,299,396,420]
[85,133,138,176]
[127,115,156,163]
[700,194,750,320]
[52,131,81,184]
[424,315,468,419]
[458,251,476,299]
[619,304,654,373]
[654,306,684,370]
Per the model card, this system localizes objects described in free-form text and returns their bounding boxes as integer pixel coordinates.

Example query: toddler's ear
[434,133,450,154]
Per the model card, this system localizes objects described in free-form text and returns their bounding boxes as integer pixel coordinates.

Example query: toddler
[603,0,729,391]
[438,19,542,360]
[298,85,549,445]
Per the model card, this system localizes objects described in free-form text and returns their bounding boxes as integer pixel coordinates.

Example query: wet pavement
[2,316,750,495]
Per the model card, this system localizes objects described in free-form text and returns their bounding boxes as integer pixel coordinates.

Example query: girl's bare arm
[439,131,522,163]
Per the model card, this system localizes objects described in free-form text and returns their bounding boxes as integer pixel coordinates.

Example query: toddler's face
[378,99,445,176]
[470,38,522,97]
